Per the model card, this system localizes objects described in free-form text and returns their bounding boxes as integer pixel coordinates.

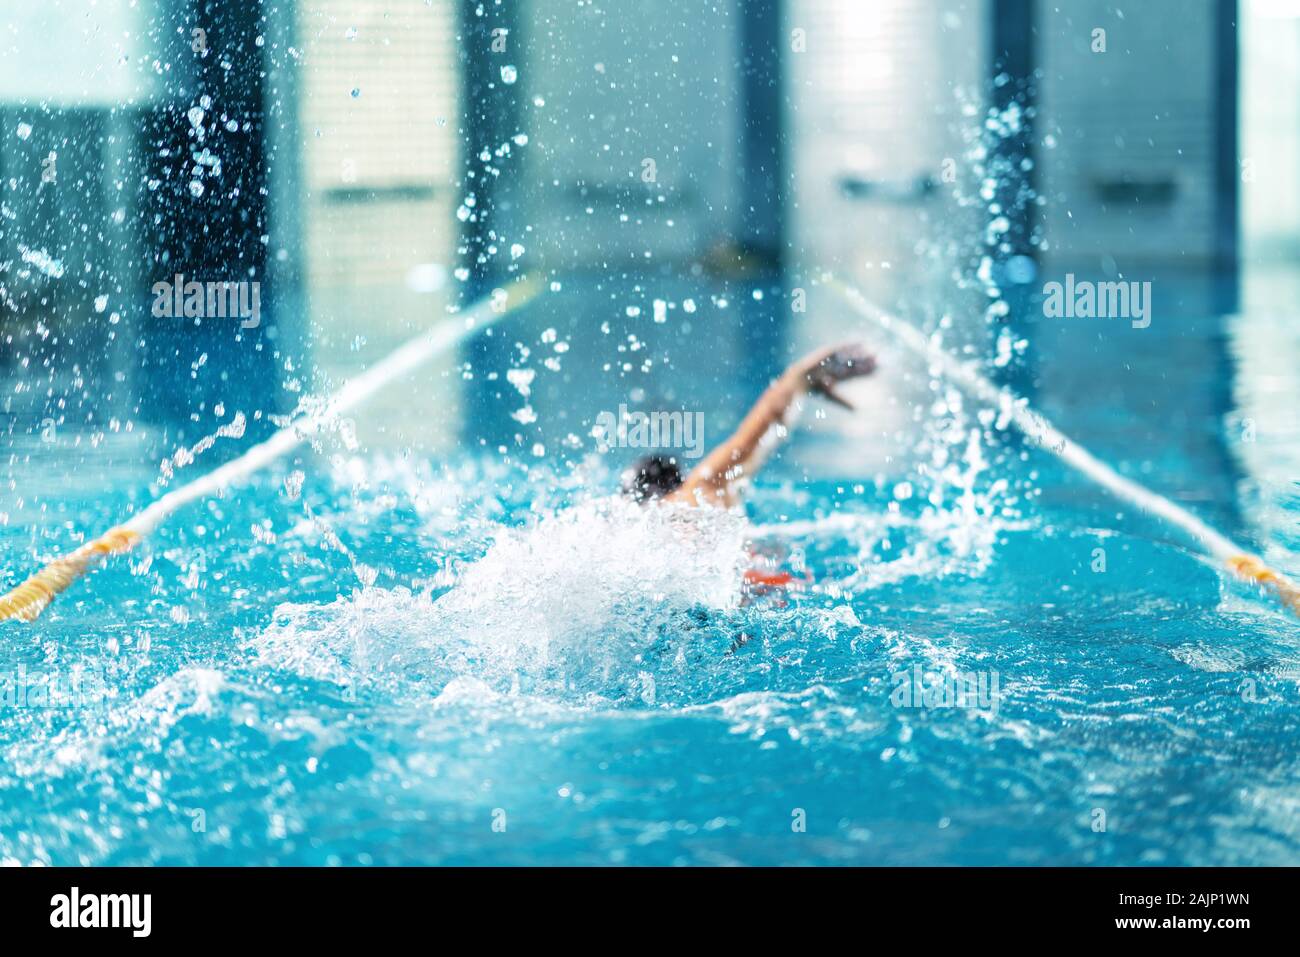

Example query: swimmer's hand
[673,341,876,508]
[799,342,876,410]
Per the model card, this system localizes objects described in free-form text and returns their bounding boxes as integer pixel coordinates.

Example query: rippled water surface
[2,284,1298,866]
[2,438,1297,865]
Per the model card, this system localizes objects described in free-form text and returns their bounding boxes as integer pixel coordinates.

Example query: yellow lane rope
[1,278,541,623]
[0,528,141,622]
[831,277,1300,620]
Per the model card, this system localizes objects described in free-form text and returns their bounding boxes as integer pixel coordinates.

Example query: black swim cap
[621,455,684,502]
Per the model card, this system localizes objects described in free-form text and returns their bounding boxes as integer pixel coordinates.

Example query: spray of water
[249,495,749,698]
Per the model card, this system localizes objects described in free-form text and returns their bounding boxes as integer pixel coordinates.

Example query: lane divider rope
[831,277,1300,620]
[0,278,541,623]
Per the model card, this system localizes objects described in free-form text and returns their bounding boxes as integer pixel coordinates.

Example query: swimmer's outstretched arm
[667,342,875,508]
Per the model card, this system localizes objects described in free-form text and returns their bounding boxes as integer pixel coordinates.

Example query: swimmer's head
[621,455,683,503]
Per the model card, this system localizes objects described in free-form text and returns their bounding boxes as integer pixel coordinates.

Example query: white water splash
[249,497,748,695]
[158,412,247,484]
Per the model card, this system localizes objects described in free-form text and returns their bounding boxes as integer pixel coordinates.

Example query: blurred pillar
[737,0,790,386]
[989,0,1038,395]
[739,0,788,272]
[1214,0,1240,314]
[457,0,528,452]
[136,0,299,442]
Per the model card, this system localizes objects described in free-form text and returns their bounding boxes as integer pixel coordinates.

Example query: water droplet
[506,368,535,397]
[15,122,32,141]
[283,470,305,501]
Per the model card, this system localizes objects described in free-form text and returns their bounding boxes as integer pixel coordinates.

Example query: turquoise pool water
[1,279,1297,866]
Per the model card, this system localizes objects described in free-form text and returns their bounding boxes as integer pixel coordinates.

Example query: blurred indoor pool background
[1,1,1299,865]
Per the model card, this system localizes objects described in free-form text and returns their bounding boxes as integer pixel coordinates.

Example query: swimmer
[621,342,876,509]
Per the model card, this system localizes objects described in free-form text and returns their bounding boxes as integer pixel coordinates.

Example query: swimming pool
[2,273,1298,866]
